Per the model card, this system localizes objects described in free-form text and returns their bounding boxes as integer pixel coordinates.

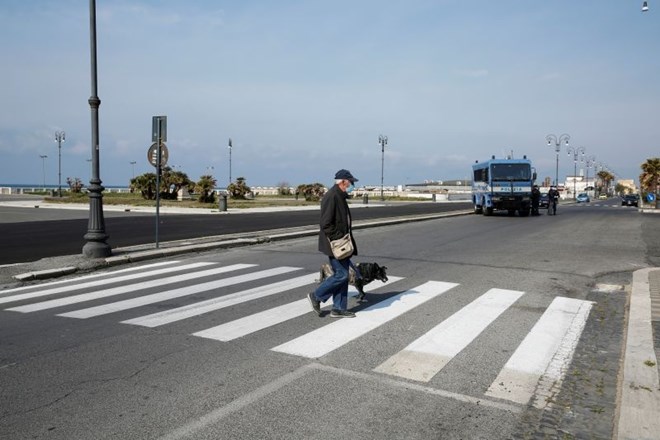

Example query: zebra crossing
[0,260,593,409]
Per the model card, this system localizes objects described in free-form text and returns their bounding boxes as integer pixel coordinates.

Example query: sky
[1,0,659,189]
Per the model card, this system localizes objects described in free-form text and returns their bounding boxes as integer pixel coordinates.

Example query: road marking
[194,276,404,342]
[485,296,593,406]
[270,281,458,358]
[122,273,318,328]
[6,264,255,313]
[374,288,524,382]
[0,261,185,304]
[57,267,300,319]
[157,362,521,440]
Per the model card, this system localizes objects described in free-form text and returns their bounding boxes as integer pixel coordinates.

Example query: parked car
[576,193,590,203]
[621,194,639,207]
[539,193,549,208]
[598,194,608,199]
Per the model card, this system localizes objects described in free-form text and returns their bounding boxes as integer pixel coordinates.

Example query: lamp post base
[82,238,111,258]
[82,181,111,258]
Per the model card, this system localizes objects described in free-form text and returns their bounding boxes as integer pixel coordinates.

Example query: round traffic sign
[647,193,656,203]
[147,142,169,167]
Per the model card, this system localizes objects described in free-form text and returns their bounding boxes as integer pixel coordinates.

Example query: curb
[616,268,660,440]
[12,209,474,280]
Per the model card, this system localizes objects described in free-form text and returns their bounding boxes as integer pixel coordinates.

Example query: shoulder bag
[329,234,354,260]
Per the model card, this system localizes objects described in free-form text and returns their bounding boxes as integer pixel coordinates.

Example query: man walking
[307,169,359,318]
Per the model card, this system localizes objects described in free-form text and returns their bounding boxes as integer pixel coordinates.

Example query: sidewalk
[616,268,660,440]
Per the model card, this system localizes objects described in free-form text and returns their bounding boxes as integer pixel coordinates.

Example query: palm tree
[130,173,157,200]
[639,158,660,195]
[597,170,615,195]
[195,175,218,203]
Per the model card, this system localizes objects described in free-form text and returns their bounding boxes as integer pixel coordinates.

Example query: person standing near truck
[531,185,541,216]
[547,186,559,215]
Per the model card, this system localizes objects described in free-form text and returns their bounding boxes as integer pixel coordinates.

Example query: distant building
[617,179,637,194]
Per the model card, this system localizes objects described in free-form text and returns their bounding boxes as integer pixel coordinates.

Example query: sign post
[150,116,167,248]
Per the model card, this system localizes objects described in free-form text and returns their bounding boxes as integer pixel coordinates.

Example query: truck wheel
[474,205,483,214]
[519,209,530,217]
[483,207,493,216]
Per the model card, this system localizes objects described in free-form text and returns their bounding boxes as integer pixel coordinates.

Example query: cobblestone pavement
[512,286,627,440]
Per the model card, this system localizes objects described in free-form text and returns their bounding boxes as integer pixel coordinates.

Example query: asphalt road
[0,201,471,264]
[1,199,656,439]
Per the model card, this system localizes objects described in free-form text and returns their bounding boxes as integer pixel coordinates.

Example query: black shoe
[307,292,321,316]
[330,309,356,318]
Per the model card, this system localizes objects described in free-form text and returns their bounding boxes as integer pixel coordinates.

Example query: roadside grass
[32,191,433,209]
[41,192,321,209]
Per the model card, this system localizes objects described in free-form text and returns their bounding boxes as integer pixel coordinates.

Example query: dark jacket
[318,184,358,258]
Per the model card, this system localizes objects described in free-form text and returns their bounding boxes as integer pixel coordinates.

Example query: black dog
[319,262,388,302]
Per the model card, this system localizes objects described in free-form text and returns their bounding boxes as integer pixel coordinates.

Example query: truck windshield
[491,164,531,181]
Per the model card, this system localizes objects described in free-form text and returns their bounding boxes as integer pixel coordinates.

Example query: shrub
[227,177,251,199]
[296,183,326,201]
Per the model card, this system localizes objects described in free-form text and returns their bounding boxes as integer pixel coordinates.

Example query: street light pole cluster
[39,155,48,190]
[378,134,388,201]
[567,146,586,199]
[228,138,233,184]
[55,131,65,197]
[584,155,596,196]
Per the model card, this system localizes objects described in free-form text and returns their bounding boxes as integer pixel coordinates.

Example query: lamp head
[642,1,649,12]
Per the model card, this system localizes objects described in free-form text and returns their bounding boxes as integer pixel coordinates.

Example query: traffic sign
[147,142,169,167]
[152,116,167,142]
[647,193,656,203]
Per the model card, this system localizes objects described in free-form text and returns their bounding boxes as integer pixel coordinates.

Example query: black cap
[334,169,358,183]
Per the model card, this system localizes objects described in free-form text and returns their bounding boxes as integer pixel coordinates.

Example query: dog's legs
[356,282,366,302]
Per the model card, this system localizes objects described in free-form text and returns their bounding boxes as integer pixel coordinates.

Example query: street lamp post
[584,155,596,198]
[130,161,136,179]
[55,131,65,197]
[567,146,586,200]
[82,0,111,258]
[545,133,570,186]
[378,134,388,201]
[228,138,232,184]
[39,155,47,190]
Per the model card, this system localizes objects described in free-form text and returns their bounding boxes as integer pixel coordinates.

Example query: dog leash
[348,259,363,280]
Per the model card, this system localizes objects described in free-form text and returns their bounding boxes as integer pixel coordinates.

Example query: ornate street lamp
[567,146,586,199]
[82,0,111,258]
[378,134,388,201]
[545,133,570,186]
[55,131,65,197]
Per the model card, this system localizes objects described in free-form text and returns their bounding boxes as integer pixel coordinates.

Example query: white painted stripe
[270,281,458,358]
[374,288,524,382]
[0,261,184,304]
[195,276,404,342]
[123,273,318,327]
[59,266,301,319]
[485,296,593,406]
[6,264,255,313]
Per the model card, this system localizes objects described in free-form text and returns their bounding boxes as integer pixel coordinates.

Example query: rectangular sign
[151,116,167,142]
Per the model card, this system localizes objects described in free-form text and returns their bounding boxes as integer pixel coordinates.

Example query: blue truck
[471,155,536,216]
